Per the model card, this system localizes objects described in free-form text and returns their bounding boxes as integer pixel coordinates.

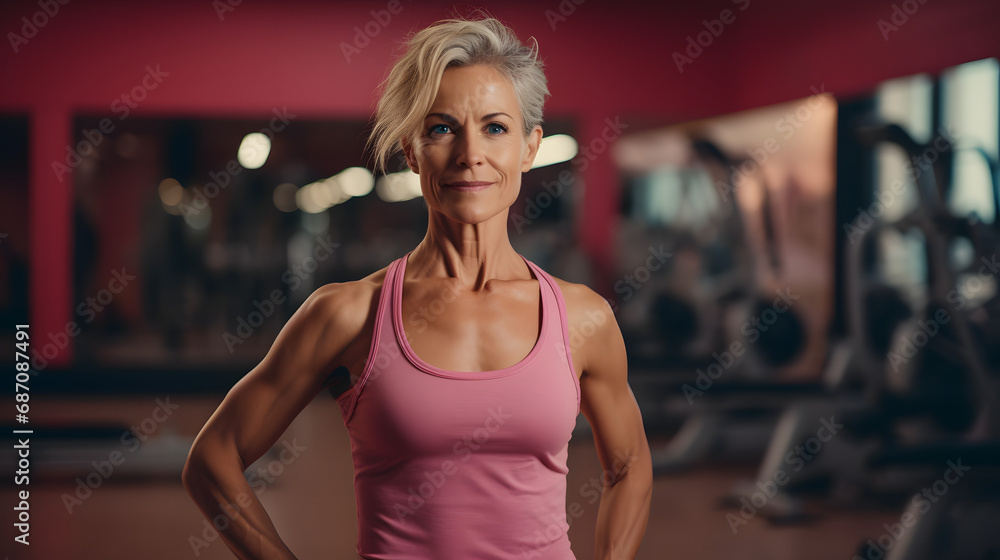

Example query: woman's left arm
[575,290,653,560]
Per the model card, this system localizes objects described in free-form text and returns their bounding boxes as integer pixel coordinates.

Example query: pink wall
[2,0,997,365]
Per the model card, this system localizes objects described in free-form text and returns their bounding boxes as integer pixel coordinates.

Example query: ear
[520,125,543,173]
[401,135,419,174]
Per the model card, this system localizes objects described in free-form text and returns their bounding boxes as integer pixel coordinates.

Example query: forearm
[183,450,298,560]
[594,454,653,560]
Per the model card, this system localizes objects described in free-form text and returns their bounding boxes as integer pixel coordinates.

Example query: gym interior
[1,0,999,558]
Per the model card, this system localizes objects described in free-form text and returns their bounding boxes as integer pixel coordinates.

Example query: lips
[443,181,494,191]
[444,181,493,187]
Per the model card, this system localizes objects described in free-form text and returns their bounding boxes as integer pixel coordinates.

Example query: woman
[183,13,652,560]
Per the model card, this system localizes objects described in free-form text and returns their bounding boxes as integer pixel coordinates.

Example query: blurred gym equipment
[629,138,815,472]
[729,120,1000,559]
[616,138,752,372]
[618,137,807,376]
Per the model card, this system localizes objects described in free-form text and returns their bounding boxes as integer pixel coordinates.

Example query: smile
[442,182,494,192]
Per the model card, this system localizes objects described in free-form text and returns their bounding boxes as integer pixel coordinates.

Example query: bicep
[579,295,648,482]
[192,284,354,468]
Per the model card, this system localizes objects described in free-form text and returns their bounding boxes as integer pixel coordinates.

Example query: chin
[439,204,504,225]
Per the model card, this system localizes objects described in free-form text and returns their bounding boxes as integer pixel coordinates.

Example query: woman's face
[402,64,542,225]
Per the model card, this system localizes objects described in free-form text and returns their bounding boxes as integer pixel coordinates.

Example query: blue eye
[487,123,509,134]
[428,124,450,135]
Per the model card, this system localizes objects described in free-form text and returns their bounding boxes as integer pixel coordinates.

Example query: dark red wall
[2,0,997,365]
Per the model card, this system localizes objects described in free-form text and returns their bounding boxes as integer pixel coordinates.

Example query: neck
[407,207,527,291]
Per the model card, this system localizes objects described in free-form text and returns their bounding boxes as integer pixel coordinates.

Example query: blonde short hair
[366,11,550,175]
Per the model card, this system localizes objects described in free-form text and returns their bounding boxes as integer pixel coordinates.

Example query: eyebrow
[425,112,513,124]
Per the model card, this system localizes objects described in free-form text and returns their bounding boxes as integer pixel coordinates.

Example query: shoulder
[548,273,626,383]
[295,262,392,336]
[551,276,613,319]
[548,274,620,359]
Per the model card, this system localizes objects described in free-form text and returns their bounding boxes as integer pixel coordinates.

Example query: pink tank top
[335,250,581,560]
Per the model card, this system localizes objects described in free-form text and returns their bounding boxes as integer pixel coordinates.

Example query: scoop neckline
[392,250,548,380]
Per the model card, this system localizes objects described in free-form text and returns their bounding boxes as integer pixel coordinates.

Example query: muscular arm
[182,283,364,560]
[575,288,653,560]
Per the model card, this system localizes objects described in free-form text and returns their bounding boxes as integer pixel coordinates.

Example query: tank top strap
[337,254,405,423]
[522,256,582,415]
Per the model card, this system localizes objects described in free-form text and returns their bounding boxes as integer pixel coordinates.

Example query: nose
[454,128,485,168]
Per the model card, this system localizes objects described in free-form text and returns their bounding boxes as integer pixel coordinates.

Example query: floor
[0,395,902,560]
